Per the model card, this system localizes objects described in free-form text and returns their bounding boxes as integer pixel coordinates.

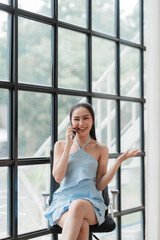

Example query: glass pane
[144,0,146,46]
[58,28,86,90]
[108,159,118,214]
[93,219,117,240]
[92,0,115,36]
[92,37,116,94]
[92,99,116,153]
[18,164,50,234]
[18,17,52,86]
[0,89,9,159]
[58,95,87,140]
[120,0,140,43]
[108,159,117,190]
[144,52,146,98]
[0,167,9,238]
[0,11,9,81]
[144,104,146,152]
[18,0,51,17]
[122,212,143,239]
[32,235,51,240]
[58,0,87,27]
[18,91,51,157]
[0,0,9,4]
[120,45,140,97]
[121,157,141,210]
[121,102,140,152]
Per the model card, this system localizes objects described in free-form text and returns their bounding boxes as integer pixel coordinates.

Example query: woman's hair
[69,102,97,140]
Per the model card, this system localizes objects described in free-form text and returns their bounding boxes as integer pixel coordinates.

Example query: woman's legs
[56,199,97,240]
[76,219,89,240]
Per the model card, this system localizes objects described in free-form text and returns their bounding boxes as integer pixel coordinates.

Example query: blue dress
[44,137,107,226]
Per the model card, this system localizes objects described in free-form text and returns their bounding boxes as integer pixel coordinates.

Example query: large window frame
[0,0,146,239]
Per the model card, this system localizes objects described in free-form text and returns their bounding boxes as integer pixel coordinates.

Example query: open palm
[118,149,140,163]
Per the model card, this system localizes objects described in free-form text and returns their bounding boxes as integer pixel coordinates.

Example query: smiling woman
[70,104,95,140]
[44,102,139,240]
[0,0,145,239]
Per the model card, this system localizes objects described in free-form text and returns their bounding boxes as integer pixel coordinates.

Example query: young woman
[45,102,139,240]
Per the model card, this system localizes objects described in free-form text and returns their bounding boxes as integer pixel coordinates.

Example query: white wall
[146,0,160,239]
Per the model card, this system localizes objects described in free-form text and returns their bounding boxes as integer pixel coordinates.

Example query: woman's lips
[78,127,87,132]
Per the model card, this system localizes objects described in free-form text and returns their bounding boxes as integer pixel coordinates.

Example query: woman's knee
[68,199,87,218]
[68,199,97,225]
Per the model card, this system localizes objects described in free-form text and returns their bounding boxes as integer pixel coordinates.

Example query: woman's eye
[84,117,89,120]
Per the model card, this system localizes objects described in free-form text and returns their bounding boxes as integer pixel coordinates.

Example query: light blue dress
[44,137,107,226]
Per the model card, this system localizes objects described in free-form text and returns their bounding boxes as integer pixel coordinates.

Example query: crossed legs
[56,199,97,240]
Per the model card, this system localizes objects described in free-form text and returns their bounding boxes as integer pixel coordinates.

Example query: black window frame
[0,0,146,239]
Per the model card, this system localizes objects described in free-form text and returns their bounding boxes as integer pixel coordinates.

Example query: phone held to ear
[70,122,76,139]
[71,129,76,139]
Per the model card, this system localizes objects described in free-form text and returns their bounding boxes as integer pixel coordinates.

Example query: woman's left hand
[117,149,140,164]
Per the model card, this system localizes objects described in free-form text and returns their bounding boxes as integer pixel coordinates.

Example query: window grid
[0,0,145,239]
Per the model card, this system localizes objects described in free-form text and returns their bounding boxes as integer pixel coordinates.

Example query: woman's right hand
[65,125,77,145]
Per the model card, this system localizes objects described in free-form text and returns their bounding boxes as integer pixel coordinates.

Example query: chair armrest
[109,189,119,219]
[111,190,119,209]
[42,191,49,210]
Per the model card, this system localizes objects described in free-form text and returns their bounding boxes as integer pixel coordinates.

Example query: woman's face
[71,107,93,137]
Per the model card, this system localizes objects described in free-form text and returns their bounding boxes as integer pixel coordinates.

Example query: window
[0,0,145,239]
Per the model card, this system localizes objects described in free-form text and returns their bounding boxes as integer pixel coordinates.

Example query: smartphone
[70,121,76,139]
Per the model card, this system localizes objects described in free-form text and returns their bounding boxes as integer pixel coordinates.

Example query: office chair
[42,150,119,240]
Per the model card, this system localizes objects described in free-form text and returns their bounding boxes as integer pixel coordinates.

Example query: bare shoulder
[90,139,108,160]
[95,142,109,167]
[54,140,66,152]
[94,141,108,154]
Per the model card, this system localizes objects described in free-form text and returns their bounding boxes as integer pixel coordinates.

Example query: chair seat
[89,215,115,232]
[48,224,62,234]
[48,215,115,234]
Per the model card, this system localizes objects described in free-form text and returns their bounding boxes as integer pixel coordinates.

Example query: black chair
[42,150,119,240]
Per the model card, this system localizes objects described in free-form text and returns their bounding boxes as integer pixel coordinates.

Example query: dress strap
[74,138,81,150]
[81,137,91,150]
[75,137,91,150]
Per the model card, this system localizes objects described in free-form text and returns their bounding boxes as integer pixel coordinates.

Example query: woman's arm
[52,141,71,183]
[52,125,76,183]
[96,148,140,191]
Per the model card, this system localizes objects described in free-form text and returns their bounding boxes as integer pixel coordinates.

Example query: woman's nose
[79,119,83,125]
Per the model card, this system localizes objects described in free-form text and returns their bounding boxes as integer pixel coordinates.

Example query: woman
[45,102,139,240]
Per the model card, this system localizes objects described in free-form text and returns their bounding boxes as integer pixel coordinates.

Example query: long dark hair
[69,102,97,141]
